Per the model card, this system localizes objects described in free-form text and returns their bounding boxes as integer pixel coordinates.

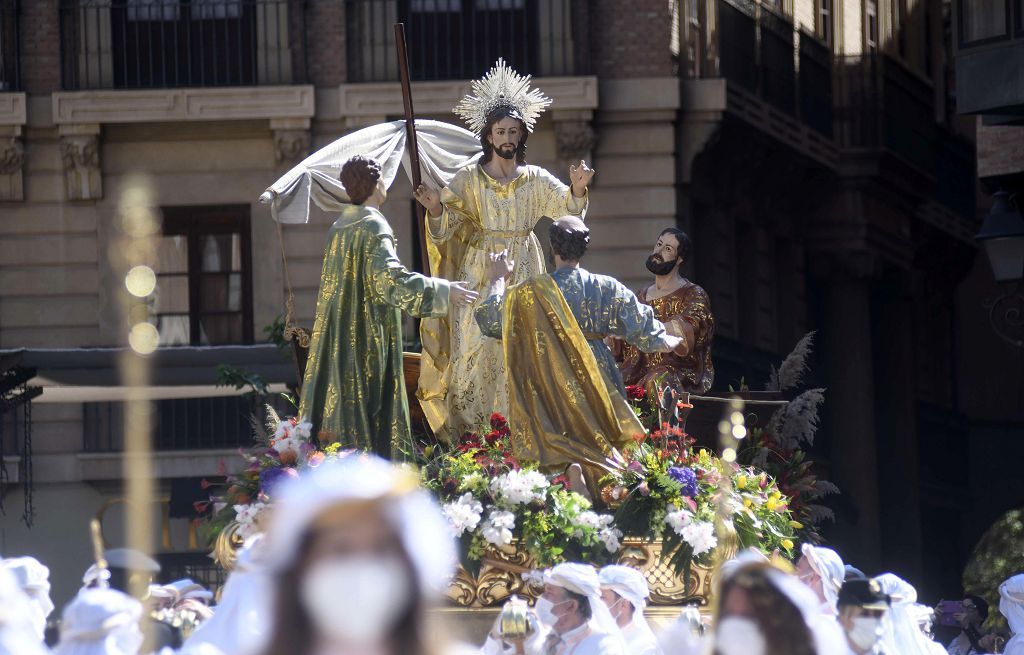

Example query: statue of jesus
[412,59,595,436]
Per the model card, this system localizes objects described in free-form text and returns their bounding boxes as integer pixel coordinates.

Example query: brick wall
[589,0,674,78]
[305,0,346,86]
[976,119,1024,179]
[21,0,60,94]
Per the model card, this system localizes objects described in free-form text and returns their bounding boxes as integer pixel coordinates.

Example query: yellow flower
[789,520,804,529]
[743,498,753,508]
[766,498,782,511]
[781,539,794,550]
[736,474,748,490]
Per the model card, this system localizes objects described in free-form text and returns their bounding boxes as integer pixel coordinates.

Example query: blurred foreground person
[598,565,661,655]
[54,588,144,655]
[797,544,845,617]
[1,556,54,643]
[0,566,50,655]
[258,455,459,655]
[837,578,890,654]
[181,535,270,655]
[874,573,945,655]
[712,553,848,655]
[1000,573,1024,655]
[655,606,705,655]
[101,549,180,653]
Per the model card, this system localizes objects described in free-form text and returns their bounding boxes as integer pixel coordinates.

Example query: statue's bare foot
[566,463,593,503]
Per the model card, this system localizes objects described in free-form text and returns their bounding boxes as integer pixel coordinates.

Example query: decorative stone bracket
[50,86,316,198]
[59,124,102,201]
[552,109,597,170]
[271,117,311,166]
[0,93,27,201]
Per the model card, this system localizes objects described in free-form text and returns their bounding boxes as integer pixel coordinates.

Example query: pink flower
[637,481,650,496]
[306,451,325,468]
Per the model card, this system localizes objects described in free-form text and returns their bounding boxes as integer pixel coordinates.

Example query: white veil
[875,573,945,655]
[1000,573,1024,655]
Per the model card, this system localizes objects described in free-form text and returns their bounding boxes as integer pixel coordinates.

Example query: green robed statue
[297,156,478,458]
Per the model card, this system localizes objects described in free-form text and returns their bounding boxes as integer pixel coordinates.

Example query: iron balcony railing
[0,0,19,91]
[59,0,306,90]
[83,393,292,452]
[686,0,834,138]
[344,0,586,82]
[834,53,935,173]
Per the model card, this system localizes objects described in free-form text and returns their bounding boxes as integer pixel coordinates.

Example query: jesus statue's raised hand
[569,160,595,197]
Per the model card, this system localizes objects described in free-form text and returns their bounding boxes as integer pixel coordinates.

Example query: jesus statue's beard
[495,144,517,160]
[646,254,677,276]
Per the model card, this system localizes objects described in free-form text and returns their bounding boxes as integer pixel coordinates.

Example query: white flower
[491,470,549,505]
[681,521,718,556]
[665,505,693,536]
[233,502,267,540]
[482,510,516,546]
[272,434,304,460]
[442,493,484,537]
[274,417,312,440]
[574,511,614,538]
[599,526,623,553]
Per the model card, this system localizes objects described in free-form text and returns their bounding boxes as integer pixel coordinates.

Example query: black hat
[838,577,891,610]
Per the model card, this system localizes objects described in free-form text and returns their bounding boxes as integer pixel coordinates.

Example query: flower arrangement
[200,409,353,542]
[600,426,797,576]
[420,413,621,575]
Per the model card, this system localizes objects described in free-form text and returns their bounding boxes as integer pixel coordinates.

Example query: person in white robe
[179,536,270,655]
[1000,573,1024,655]
[483,563,625,655]
[0,566,50,655]
[54,588,144,655]
[797,543,846,617]
[2,556,54,643]
[875,573,946,655]
[597,565,661,655]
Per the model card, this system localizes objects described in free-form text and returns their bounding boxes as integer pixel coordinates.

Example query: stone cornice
[336,76,599,120]
[0,92,27,126]
[52,85,315,124]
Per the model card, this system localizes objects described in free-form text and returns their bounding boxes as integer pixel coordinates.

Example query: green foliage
[963,507,1024,632]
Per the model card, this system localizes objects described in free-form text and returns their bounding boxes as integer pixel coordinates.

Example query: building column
[871,276,923,581]
[818,264,883,570]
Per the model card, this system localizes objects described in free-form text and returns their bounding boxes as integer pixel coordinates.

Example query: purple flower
[259,466,298,495]
[627,460,644,474]
[637,481,650,496]
[668,466,698,497]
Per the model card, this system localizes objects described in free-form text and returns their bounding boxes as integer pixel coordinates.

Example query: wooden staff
[394,23,431,274]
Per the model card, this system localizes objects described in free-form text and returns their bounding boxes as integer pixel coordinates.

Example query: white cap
[55,588,143,655]
[800,543,844,609]
[263,454,456,600]
[598,565,650,611]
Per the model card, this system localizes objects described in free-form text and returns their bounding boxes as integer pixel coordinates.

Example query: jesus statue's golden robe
[418,163,586,436]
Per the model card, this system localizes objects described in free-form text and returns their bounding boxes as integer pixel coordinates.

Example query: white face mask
[716,616,766,655]
[848,616,882,650]
[534,597,571,627]
[300,556,411,645]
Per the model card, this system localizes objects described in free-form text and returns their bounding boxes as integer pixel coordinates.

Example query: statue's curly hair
[340,155,382,205]
[549,218,590,262]
[714,567,818,655]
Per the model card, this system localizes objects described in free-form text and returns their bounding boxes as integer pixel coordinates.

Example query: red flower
[551,474,570,489]
[626,385,646,401]
[484,430,501,445]
[490,413,508,430]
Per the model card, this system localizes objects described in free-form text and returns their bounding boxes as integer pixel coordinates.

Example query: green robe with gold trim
[298,204,450,458]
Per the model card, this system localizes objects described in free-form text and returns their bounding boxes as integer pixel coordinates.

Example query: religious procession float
[199,47,838,632]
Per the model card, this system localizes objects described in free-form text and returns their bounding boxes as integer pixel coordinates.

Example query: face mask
[607,597,627,623]
[534,597,570,627]
[300,556,411,645]
[716,616,766,655]
[848,616,882,650]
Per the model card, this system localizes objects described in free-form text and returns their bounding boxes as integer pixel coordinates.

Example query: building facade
[0,0,1013,608]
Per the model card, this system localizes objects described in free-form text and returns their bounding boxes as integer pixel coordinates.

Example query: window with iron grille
[345,0,581,82]
[154,205,253,347]
[59,0,303,90]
